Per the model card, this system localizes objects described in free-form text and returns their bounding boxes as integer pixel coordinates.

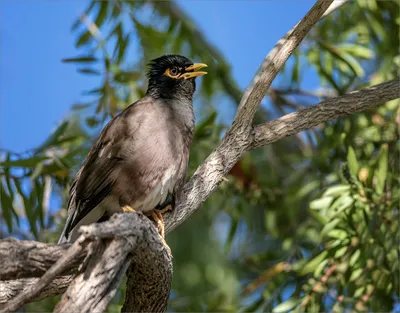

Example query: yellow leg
[157,204,173,214]
[149,210,170,253]
[151,211,165,238]
[121,205,136,213]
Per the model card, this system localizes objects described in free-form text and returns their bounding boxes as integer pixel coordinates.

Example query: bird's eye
[169,67,179,76]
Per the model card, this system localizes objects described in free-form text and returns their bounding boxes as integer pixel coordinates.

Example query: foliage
[1,0,399,312]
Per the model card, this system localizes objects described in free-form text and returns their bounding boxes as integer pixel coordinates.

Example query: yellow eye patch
[163,63,208,80]
[164,68,181,79]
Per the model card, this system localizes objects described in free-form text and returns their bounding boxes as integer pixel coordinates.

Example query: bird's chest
[132,161,180,212]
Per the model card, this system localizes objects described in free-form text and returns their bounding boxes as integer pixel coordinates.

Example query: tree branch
[0,214,172,313]
[251,79,400,149]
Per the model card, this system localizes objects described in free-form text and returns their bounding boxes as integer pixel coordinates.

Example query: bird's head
[146,55,207,100]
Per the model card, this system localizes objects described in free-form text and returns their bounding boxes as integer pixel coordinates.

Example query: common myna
[58,55,207,243]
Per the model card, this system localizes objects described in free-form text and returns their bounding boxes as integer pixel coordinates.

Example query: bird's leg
[121,205,136,213]
[155,194,175,214]
[151,210,165,238]
[157,204,173,214]
[145,210,170,253]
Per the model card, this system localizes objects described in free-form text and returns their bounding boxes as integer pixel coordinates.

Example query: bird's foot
[147,210,170,253]
[151,210,165,238]
[121,205,136,213]
[156,204,173,214]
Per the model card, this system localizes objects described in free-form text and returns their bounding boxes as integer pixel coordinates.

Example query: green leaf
[35,121,69,153]
[30,163,44,180]
[75,31,92,48]
[0,183,13,232]
[347,146,359,177]
[327,229,348,240]
[225,218,238,254]
[310,196,334,210]
[299,251,328,275]
[0,156,48,168]
[350,249,361,267]
[322,185,350,197]
[62,56,97,63]
[334,246,348,258]
[114,71,140,83]
[94,1,108,28]
[272,298,301,313]
[72,103,91,111]
[349,268,363,282]
[14,178,38,238]
[78,68,101,75]
[321,218,341,238]
[338,44,374,59]
[376,144,388,195]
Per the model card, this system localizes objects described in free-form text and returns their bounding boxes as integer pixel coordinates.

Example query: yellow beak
[181,63,208,80]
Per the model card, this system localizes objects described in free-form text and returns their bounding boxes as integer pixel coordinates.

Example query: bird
[58,54,207,244]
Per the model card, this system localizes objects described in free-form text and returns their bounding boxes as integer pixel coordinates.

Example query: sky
[0,0,317,153]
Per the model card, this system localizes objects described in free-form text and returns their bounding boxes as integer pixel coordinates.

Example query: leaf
[225,219,238,254]
[321,218,341,238]
[376,144,388,195]
[309,196,334,210]
[322,185,350,197]
[349,268,363,282]
[94,1,108,28]
[77,68,101,75]
[114,71,140,83]
[272,298,301,313]
[86,117,99,127]
[14,178,38,238]
[30,163,44,180]
[350,249,361,267]
[35,121,69,153]
[194,111,217,139]
[62,56,97,63]
[0,156,48,168]
[298,251,328,275]
[334,246,348,258]
[75,31,92,48]
[0,183,13,232]
[338,44,374,59]
[327,229,348,240]
[347,146,359,177]
[72,103,91,111]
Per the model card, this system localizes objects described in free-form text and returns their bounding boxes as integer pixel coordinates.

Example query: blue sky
[1,0,316,153]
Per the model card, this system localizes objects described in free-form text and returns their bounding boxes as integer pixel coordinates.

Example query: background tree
[0,0,399,312]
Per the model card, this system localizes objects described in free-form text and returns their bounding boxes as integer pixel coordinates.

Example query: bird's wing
[60,115,127,240]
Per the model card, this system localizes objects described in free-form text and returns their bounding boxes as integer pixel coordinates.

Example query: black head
[146,55,207,100]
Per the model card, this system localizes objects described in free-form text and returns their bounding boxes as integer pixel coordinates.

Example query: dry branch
[251,79,400,149]
[0,213,172,313]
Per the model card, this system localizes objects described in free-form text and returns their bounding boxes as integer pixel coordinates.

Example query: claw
[157,204,173,214]
[149,210,170,253]
[121,205,136,213]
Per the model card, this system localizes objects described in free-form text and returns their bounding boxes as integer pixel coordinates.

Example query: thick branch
[0,214,172,313]
[0,277,73,304]
[0,239,80,280]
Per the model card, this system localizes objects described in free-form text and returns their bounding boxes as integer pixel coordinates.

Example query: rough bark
[0,214,172,313]
[0,239,80,280]
[1,1,398,313]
